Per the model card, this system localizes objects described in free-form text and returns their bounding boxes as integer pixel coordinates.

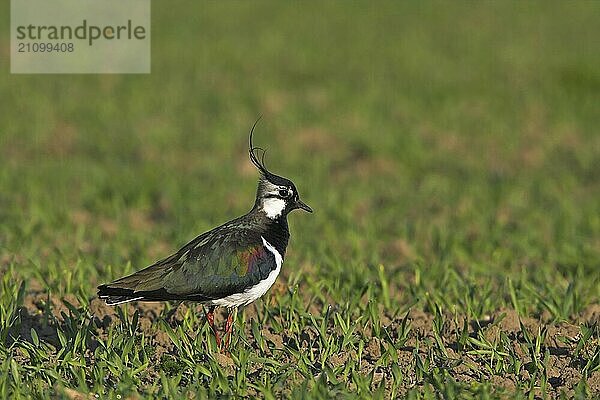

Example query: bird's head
[249,122,312,220]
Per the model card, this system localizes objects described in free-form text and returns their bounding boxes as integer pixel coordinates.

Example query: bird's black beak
[295,199,313,213]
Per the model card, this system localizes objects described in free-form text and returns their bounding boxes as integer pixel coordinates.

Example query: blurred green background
[0,1,599,396]
[0,2,600,312]
[1,1,598,294]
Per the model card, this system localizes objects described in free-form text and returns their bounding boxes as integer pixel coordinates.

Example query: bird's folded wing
[99,225,277,301]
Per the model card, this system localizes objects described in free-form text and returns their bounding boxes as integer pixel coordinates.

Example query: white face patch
[260,197,286,219]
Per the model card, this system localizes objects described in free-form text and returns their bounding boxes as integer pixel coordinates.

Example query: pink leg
[224,311,234,349]
[203,306,221,347]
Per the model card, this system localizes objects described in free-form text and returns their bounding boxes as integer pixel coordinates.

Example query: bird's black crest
[249,116,271,177]
[248,118,294,188]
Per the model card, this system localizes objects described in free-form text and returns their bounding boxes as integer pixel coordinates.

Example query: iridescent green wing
[163,232,277,299]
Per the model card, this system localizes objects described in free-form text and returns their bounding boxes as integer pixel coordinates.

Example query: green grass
[1,1,599,398]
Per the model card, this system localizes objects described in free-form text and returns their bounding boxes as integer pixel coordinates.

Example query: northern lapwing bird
[97,122,312,348]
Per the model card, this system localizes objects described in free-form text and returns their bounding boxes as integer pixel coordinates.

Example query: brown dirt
[10,286,600,398]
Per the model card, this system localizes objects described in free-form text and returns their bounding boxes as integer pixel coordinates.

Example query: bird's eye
[278,188,291,198]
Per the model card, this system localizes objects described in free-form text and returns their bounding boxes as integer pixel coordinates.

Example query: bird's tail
[97,257,178,305]
[97,250,217,305]
[97,285,145,305]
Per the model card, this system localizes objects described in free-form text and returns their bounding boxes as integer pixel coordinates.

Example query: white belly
[211,236,283,308]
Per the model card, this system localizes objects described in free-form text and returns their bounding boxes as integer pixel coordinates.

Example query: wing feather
[97,219,278,304]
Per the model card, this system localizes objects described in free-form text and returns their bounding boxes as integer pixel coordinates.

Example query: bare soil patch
[11,288,600,397]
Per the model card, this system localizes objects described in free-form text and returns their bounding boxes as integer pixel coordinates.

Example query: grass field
[1,2,599,398]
